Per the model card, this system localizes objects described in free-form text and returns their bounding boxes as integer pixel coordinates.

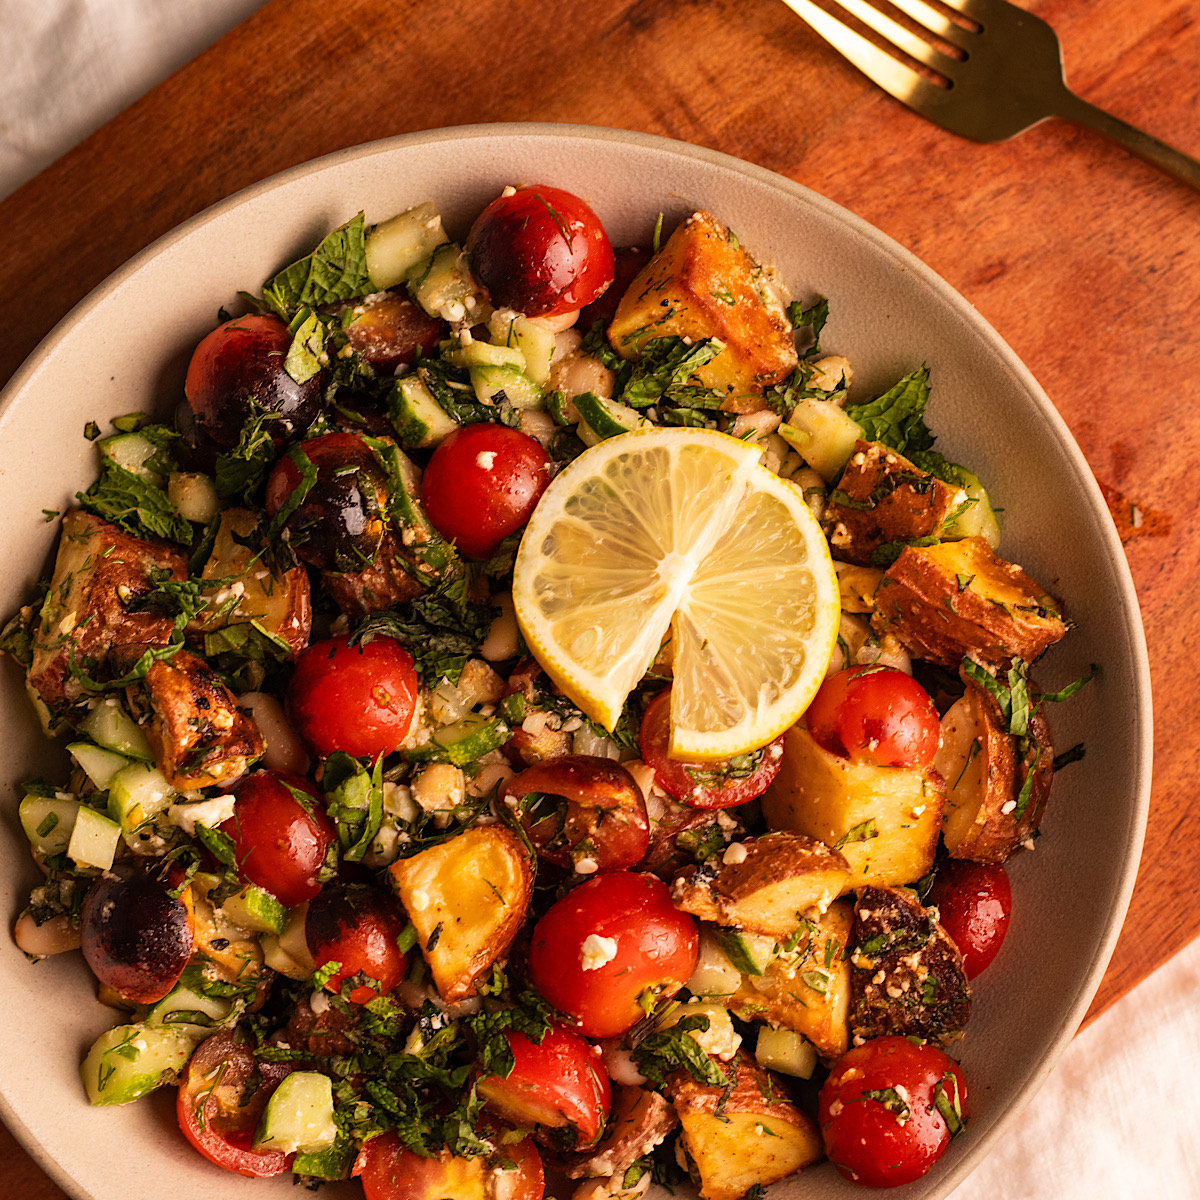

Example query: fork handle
[1054,90,1200,192]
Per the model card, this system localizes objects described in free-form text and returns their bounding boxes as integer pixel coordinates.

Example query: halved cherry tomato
[305,883,410,1004]
[466,185,615,318]
[528,872,697,1039]
[337,292,445,372]
[421,424,551,560]
[819,1036,968,1188]
[639,688,784,809]
[176,1030,293,1178]
[502,754,649,871]
[477,1024,611,1145]
[220,771,335,907]
[928,859,1013,979]
[288,634,419,759]
[806,666,940,768]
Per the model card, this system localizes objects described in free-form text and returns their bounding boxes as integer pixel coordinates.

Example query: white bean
[480,593,519,661]
[238,691,310,775]
[14,912,80,958]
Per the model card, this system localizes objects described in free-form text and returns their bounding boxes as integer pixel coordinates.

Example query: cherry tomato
[466,185,615,318]
[502,755,650,871]
[806,666,940,768]
[265,432,389,572]
[220,771,335,907]
[338,292,445,372]
[176,1030,294,1177]
[928,860,1013,979]
[305,883,410,1004]
[421,423,551,559]
[288,634,419,758]
[819,1037,968,1188]
[578,245,650,330]
[639,688,784,809]
[528,872,698,1039]
[353,1129,544,1200]
[477,1024,611,1144]
[184,313,323,449]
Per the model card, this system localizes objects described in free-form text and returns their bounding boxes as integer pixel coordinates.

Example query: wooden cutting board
[1,0,1196,1195]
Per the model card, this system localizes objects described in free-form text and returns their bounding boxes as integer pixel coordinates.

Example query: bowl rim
[0,121,1153,1200]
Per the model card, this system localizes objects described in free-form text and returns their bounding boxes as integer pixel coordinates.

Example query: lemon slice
[512,428,840,758]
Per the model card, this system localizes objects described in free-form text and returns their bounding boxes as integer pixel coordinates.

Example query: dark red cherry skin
[334,293,445,373]
[578,246,651,331]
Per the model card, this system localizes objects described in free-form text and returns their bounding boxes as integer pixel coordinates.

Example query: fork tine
[780,0,948,109]
[885,0,975,48]
[933,0,987,19]
[829,0,957,70]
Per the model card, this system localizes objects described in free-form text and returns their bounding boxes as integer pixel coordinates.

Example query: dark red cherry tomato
[421,423,551,559]
[288,634,419,759]
[928,859,1012,979]
[177,1030,294,1177]
[528,872,697,1039]
[184,313,323,449]
[639,688,784,809]
[305,884,410,1004]
[819,1037,968,1188]
[477,1024,611,1145]
[806,666,940,768]
[337,292,445,372]
[466,185,615,318]
[502,755,650,871]
[220,771,335,907]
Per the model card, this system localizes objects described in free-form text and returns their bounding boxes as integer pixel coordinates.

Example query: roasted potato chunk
[849,885,970,1046]
[670,1052,822,1200]
[871,536,1067,667]
[730,899,853,1063]
[606,211,797,403]
[389,826,533,1002]
[122,648,264,790]
[321,529,428,617]
[934,678,1055,863]
[27,510,186,718]
[671,833,851,936]
[761,726,944,892]
[566,1086,678,1180]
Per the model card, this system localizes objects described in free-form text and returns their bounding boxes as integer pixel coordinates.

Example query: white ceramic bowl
[0,125,1151,1200]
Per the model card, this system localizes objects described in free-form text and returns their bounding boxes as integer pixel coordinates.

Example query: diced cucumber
[98,433,167,485]
[409,715,509,767]
[405,243,483,324]
[107,762,175,837]
[220,885,288,935]
[262,902,316,980]
[81,1022,196,1105]
[942,469,1001,549]
[442,340,526,372]
[687,928,744,999]
[68,807,121,870]
[487,313,556,385]
[366,202,449,290]
[755,1026,818,1079]
[469,364,544,410]
[80,699,153,761]
[779,398,864,482]
[167,471,220,524]
[293,1136,355,1181]
[389,375,459,450]
[574,391,649,445]
[712,927,778,976]
[19,793,80,857]
[253,1071,338,1154]
[68,742,132,791]
[146,978,234,1036]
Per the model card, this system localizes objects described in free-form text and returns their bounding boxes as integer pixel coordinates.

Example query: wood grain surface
[1,0,1196,1195]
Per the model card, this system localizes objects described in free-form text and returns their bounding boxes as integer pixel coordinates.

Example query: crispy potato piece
[825,441,967,566]
[27,510,186,718]
[730,899,853,1063]
[321,529,428,617]
[606,211,797,403]
[934,679,1055,863]
[188,508,311,654]
[671,833,851,936]
[389,826,533,1002]
[761,726,944,892]
[190,885,268,998]
[835,561,885,614]
[670,1052,822,1200]
[566,1086,678,1179]
[122,647,264,789]
[849,885,970,1046]
[871,536,1067,668]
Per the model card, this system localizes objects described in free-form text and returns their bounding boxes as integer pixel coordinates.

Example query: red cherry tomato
[176,1030,294,1177]
[639,688,784,809]
[819,1037,968,1188]
[477,1025,611,1145]
[305,883,410,1004]
[353,1129,544,1200]
[221,771,335,907]
[421,423,551,559]
[288,634,419,758]
[806,666,940,768]
[928,860,1013,979]
[466,185,615,318]
[528,872,698,1039]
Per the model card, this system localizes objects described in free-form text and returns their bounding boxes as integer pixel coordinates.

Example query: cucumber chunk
[253,1071,338,1154]
[293,1136,355,1181]
[366,202,449,290]
[469,364,544,410]
[220,885,288,935]
[107,762,175,837]
[98,433,168,485]
[409,714,509,767]
[80,699,153,761]
[19,793,81,857]
[755,1026,818,1079]
[442,340,526,372]
[389,375,459,450]
[68,807,121,870]
[487,312,556,385]
[68,742,132,791]
[81,1022,196,1106]
[262,902,316,980]
[167,471,220,524]
[146,978,234,1038]
[779,398,864,482]
[712,927,778,976]
[405,243,484,324]
[574,392,649,445]
[942,469,1001,549]
[687,928,744,999]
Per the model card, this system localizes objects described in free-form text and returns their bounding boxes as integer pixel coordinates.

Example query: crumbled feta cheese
[580,933,618,971]
[722,842,748,865]
[167,793,236,836]
[1000,799,1017,814]
[310,990,330,1015]
[409,888,430,912]
[476,451,497,470]
[575,857,598,875]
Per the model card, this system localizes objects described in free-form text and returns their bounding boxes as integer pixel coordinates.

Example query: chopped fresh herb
[834,819,878,849]
[787,296,829,355]
[83,421,101,442]
[1053,743,1086,772]
[262,213,373,318]
[632,1014,732,1089]
[861,1086,911,1121]
[933,1072,965,1137]
[79,461,191,544]
[284,306,326,385]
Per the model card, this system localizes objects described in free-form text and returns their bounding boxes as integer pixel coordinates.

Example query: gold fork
[781,0,1200,191]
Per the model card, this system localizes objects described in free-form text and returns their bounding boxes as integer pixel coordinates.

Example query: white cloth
[2,3,1196,1197]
